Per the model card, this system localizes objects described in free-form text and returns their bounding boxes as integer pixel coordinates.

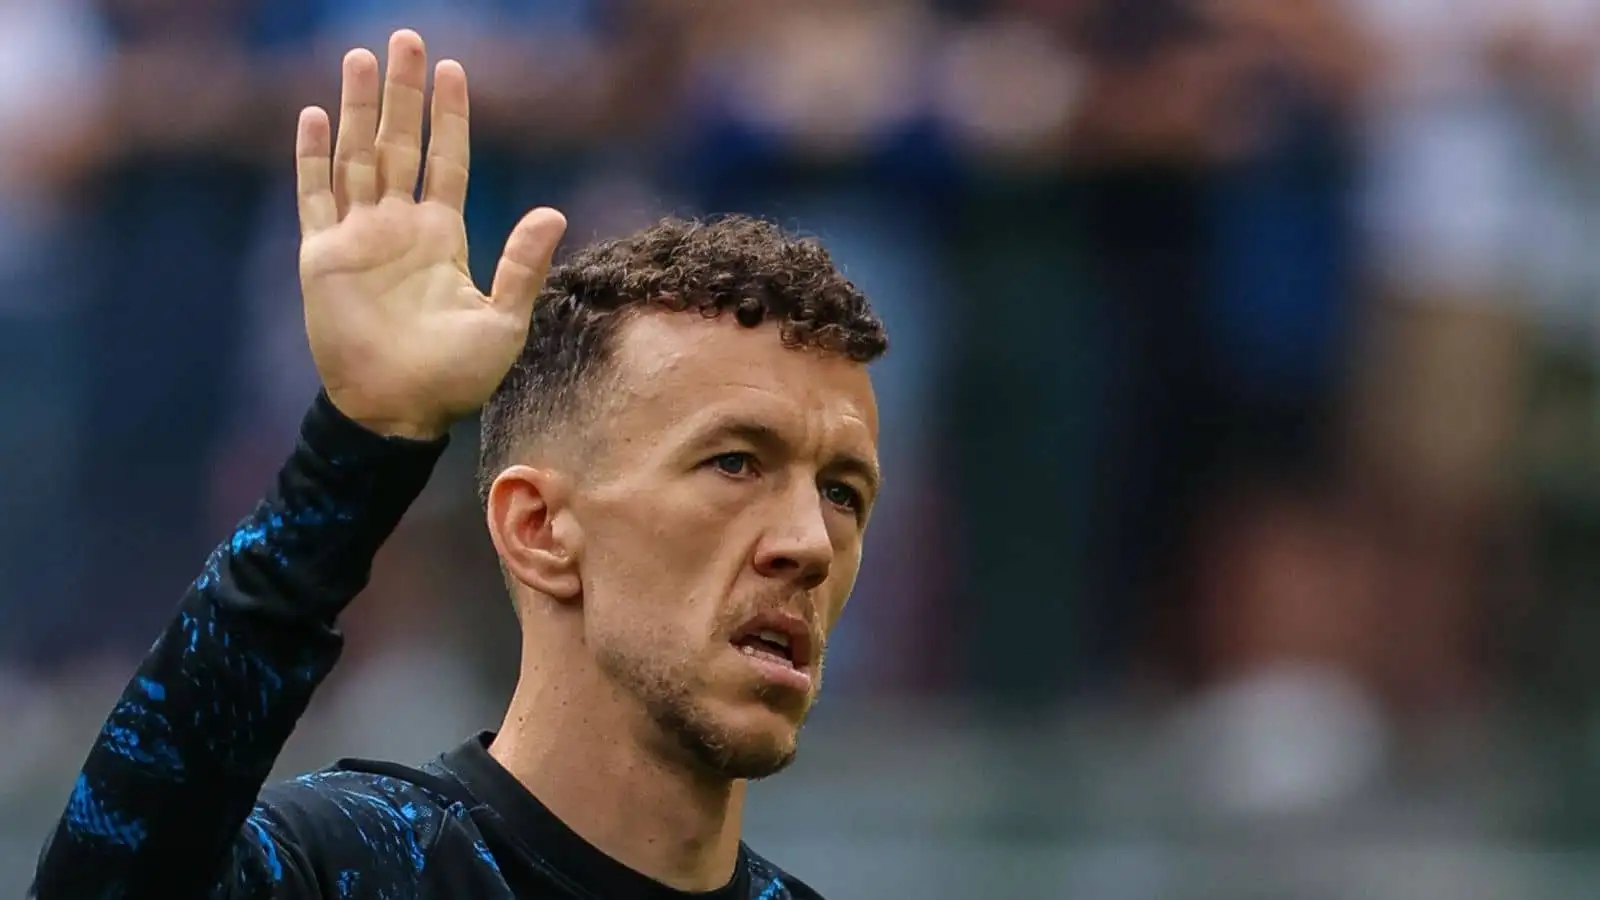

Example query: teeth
[757,630,791,649]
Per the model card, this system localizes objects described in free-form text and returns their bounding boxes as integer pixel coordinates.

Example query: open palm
[295,30,567,440]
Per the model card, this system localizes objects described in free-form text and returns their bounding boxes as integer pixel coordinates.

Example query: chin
[666,698,804,781]
[703,723,799,781]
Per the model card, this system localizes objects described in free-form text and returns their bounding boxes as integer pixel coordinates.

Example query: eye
[707,452,756,477]
[821,481,863,513]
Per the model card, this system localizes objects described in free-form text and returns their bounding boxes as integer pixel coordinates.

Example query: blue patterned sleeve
[30,393,448,900]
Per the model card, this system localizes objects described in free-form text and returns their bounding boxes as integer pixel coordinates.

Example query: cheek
[577,484,751,652]
[820,596,849,638]
[578,544,723,666]
[822,551,864,627]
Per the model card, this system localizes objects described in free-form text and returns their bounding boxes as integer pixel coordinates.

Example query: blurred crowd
[12,0,1600,892]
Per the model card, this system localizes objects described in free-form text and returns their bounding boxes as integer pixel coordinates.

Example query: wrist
[350,417,451,442]
[321,389,452,442]
[310,391,451,448]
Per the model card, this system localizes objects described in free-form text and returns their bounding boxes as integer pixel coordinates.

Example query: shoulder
[744,848,828,900]
[249,760,464,873]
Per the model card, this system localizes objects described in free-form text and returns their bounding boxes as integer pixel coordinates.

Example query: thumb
[489,207,568,314]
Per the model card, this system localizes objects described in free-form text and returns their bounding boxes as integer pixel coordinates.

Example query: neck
[488,641,746,892]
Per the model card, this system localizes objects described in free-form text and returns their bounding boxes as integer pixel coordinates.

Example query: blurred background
[12,0,1600,895]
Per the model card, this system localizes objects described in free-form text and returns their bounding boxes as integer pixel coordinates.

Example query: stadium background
[9,0,1600,895]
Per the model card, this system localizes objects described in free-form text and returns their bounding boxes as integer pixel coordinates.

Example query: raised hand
[295,29,567,440]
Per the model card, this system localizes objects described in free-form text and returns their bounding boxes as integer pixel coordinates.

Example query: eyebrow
[696,418,882,499]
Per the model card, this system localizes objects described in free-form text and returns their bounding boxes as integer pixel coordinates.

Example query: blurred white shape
[712,3,933,156]
[0,0,106,183]
[933,16,1083,160]
[0,0,106,313]
[1168,662,1388,819]
[1361,98,1525,303]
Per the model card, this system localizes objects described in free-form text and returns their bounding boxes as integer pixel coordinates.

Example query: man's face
[571,312,880,780]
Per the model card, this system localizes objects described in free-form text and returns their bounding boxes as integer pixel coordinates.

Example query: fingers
[295,106,337,236]
[375,29,428,200]
[322,31,464,218]
[490,208,569,316]
[333,48,380,214]
[420,60,470,212]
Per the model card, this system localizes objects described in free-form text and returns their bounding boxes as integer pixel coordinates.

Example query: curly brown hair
[476,214,888,501]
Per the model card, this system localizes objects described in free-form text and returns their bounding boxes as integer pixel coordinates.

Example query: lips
[729,609,815,673]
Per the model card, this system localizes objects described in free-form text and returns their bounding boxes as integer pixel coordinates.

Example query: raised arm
[30,28,565,899]
[31,393,446,899]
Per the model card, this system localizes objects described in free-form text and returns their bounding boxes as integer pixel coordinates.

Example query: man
[32,28,886,900]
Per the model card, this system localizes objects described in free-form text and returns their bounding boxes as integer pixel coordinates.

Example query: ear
[485,464,583,604]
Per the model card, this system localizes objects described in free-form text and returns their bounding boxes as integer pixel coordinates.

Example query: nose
[752,484,834,591]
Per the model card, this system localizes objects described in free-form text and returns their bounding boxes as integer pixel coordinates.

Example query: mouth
[730,610,815,692]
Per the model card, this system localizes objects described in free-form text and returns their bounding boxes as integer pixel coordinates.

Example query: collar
[436,731,753,900]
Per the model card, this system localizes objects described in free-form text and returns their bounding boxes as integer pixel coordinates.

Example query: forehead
[605,311,879,450]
